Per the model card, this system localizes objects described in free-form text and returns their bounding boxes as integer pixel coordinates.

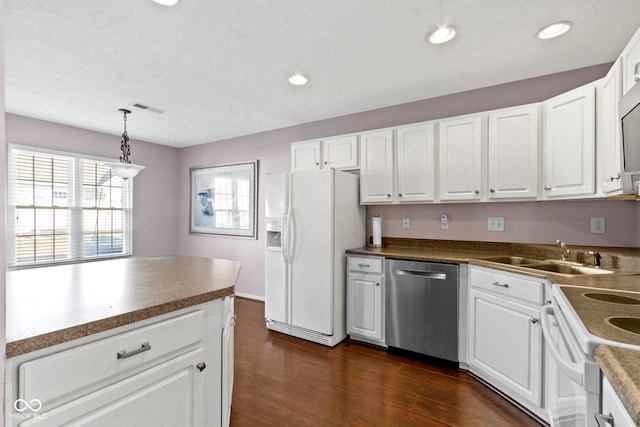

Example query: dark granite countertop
[6,256,240,358]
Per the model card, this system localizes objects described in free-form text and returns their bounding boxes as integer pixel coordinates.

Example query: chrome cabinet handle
[117,342,151,360]
[197,362,207,372]
[376,282,380,287]
[610,173,621,181]
[530,318,539,324]
[398,193,403,197]
[315,162,319,165]
[544,185,551,191]
[595,412,614,427]
[474,190,480,195]
[635,60,640,82]
[492,281,509,288]
[358,263,370,268]
[324,161,328,165]
[387,194,391,198]
[489,188,495,193]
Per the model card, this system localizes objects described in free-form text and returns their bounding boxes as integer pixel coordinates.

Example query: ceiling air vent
[131,103,165,114]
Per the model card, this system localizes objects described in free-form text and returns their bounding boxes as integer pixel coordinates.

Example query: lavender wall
[5,114,181,256]
[369,201,637,248]
[179,63,639,299]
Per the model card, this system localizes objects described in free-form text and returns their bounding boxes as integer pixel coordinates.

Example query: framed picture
[189,160,258,238]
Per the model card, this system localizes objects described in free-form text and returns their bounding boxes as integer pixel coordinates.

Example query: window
[8,145,134,268]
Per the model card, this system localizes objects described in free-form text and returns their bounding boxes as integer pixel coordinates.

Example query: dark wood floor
[230,297,542,426]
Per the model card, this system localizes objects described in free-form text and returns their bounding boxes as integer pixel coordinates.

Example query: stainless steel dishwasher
[385,259,459,362]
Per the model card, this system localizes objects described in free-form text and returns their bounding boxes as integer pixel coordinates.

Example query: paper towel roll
[372,216,382,247]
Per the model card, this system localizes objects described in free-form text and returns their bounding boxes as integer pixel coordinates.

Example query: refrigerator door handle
[288,207,297,262]
[281,212,289,264]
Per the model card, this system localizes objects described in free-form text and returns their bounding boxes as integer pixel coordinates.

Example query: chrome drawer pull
[358,263,370,268]
[492,281,509,288]
[117,342,151,360]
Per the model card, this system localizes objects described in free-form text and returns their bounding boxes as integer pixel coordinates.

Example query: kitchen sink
[526,263,616,275]
[584,293,640,305]
[478,256,624,275]
[477,256,545,266]
[608,317,640,335]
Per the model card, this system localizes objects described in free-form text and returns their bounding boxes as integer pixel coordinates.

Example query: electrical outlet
[402,217,411,230]
[591,217,605,234]
[488,217,505,232]
[440,214,449,230]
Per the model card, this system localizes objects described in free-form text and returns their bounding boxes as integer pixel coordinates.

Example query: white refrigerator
[264,168,365,346]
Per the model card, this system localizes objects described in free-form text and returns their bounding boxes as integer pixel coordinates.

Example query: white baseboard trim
[235,292,265,302]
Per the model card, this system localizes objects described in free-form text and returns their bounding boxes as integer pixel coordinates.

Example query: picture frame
[189,160,258,238]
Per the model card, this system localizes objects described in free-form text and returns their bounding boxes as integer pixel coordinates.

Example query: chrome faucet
[588,251,602,268]
[556,240,569,261]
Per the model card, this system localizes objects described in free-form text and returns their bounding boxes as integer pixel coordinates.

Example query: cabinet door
[347,272,383,342]
[291,140,321,171]
[21,348,206,426]
[360,129,394,204]
[599,59,624,194]
[396,122,436,202]
[438,115,483,201]
[543,83,596,198]
[468,289,542,407]
[323,135,358,169]
[622,26,640,95]
[488,105,539,200]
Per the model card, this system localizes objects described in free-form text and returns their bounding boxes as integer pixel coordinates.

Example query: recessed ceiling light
[427,26,457,44]
[152,0,179,6]
[536,21,572,40]
[288,73,309,86]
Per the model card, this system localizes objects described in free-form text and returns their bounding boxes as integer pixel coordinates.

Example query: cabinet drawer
[19,309,204,406]
[348,256,383,274]
[470,267,543,305]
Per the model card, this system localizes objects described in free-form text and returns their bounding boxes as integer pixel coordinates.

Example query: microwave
[619,81,640,194]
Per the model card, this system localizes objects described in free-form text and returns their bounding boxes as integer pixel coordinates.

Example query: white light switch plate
[402,217,411,229]
[591,217,605,234]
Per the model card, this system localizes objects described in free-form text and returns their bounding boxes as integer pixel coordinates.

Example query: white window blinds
[8,145,134,267]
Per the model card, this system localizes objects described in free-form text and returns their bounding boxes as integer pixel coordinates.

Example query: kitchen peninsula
[5,256,239,426]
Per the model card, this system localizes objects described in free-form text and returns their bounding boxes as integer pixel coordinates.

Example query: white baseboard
[234,292,265,302]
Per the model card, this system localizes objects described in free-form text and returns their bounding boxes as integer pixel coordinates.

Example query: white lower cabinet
[346,256,385,346]
[600,376,636,427]
[5,298,234,427]
[467,266,546,418]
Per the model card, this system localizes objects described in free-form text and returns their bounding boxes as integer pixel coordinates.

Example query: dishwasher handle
[394,269,447,280]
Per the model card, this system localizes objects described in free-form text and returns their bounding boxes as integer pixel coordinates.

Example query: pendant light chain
[119,109,132,165]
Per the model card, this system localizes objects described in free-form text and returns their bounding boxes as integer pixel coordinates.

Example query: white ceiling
[5,0,640,148]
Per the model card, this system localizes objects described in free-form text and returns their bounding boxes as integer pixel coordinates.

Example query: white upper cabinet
[598,59,624,195]
[621,26,640,95]
[438,115,483,201]
[487,105,540,200]
[542,83,596,199]
[396,122,436,203]
[360,129,394,203]
[291,134,358,172]
[360,123,436,204]
[291,140,321,171]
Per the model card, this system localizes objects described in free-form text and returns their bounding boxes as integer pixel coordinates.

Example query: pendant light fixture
[105,109,145,179]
